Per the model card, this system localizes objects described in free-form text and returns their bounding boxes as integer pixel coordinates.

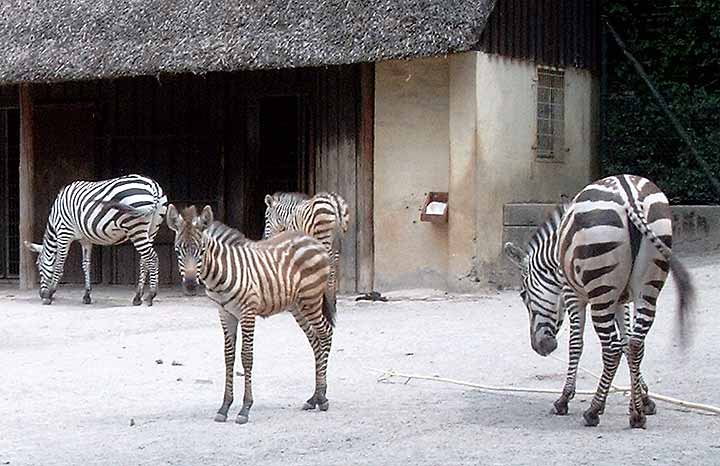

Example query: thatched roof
[0,0,497,84]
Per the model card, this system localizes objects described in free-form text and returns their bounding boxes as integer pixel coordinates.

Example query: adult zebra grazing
[25,174,167,306]
[263,191,349,302]
[504,175,694,428]
[166,204,336,424]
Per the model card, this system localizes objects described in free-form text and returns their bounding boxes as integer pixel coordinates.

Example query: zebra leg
[301,301,333,411]
[626,292,660,429]
[132,259,146,306]
[583,303,623,427]
[143,248,159,306]
[553,293,586,415]
[235,315,256,424]
[44,237,73,305]
[618,303,656,416]
[214,308,238,423]
[130,238,153,306]
[291,306,328,411]
[80,242,93,304]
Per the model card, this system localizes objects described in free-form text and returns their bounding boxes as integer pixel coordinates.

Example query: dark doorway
[244,95,304,239]
[0,108,19,278]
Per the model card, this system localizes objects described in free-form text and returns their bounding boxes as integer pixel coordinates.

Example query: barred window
[535,67,565,161]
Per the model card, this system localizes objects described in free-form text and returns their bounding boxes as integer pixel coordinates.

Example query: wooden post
[19,83,37,289]
[356,63,375,292]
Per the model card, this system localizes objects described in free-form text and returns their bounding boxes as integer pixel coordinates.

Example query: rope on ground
[369,368,622,397]
[370,364,720,416]
[547,354,720,415]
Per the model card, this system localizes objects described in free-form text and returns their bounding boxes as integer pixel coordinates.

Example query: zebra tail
[625,204,695,344]
[333,193,350,234]
[624,204,672,259]
[90,200,148,216]
[149,194,169,237]
[322,288,337,328]
[669,256,696,346]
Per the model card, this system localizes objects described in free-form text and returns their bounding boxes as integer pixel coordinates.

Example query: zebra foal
[25,174,167,305]
[167,204,336,424]
[263,191,349,302]
[504,175,694,428]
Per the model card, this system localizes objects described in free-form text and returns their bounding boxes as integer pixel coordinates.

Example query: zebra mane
[527,204,568,253]
[272,191,310,202]
[204,221,249,247]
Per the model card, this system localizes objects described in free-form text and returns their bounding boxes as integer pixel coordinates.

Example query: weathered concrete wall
[373,52,599,291]
[374,57,450,290]
[500,203,720,287]
[473,54,599,286]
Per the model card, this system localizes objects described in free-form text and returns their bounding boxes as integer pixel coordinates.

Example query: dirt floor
[1,255,719,466]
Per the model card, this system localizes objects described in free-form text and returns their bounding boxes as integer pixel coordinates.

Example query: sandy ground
[1,256,719,466]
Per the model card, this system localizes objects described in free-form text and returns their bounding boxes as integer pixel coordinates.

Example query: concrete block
[503,203,558,226]
[671,205,720,254]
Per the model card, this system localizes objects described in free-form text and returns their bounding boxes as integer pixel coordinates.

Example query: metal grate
[0,108,20,278]
[535,67,565,161]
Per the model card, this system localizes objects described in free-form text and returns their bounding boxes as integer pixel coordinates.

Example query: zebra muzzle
[533,331,558,356]
[182,278,199,296]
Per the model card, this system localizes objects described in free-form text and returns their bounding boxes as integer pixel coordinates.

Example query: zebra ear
[166,204,182,232]
[197,205,214,229]
[24,241,43,254]
[264,194,274,208]
[503,242,526,269]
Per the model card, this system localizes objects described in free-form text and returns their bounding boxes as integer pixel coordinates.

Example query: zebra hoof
[213,413,227,423]
[583,409,600,427]
[302,401,316,410]
[132,296,142,306]
[318,400,330,411]
[553,399,569,415]
[42,298,52,305]
[235,414,249,425]
[629,411,647,429]
[83,295,92,305]
[643,398,657,416]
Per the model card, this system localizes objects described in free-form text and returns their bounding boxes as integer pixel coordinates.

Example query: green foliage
[603,0,720,204]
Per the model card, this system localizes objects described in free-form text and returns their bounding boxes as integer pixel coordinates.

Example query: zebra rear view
[504,174,695,429]
[25,174,168,306]
[167,204,336,425]
[263,191,350,301]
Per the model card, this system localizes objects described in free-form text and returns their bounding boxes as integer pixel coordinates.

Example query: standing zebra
[167,204,336,424]
[25,174,167,306]
[263,191,349,303]
[504,175,694,428]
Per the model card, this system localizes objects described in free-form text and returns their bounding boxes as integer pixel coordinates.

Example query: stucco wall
[374,58,450,290]
[473,53,599,285]
[373,52,599,291]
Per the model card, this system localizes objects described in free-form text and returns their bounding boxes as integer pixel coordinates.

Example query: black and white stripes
[505,174,694,429]
[167,204,335,424]
[263,191,349,301]
[25,174,167,305]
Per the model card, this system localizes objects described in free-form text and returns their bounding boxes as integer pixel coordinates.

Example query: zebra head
[263,194,286,239]
[263,192,309,239]
[505,236,564,357]
[23,235,57,304]
[167,204,213,296]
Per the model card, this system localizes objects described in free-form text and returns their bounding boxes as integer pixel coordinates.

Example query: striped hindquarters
[265,191,349,250]
[558,175,673,300]
[45,174,166,246]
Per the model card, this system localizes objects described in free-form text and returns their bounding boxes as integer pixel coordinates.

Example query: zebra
[167,204,336,424]
[24,174,167,306]
[504,174,694,428]
[263,191,350,303]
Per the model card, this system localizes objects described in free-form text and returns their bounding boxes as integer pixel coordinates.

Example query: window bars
[535,67,565,161]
